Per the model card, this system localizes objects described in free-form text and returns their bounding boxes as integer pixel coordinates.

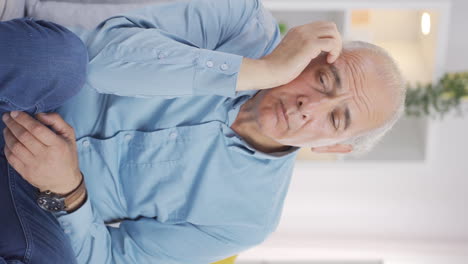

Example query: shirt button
[206,60,214,68]
[60,221,70,226]
[158,52,166,59]
[82,140,90,147]
[220,63,229,71]
[169,132,178,139]
[63,229,72,234]
[124,134,133,141]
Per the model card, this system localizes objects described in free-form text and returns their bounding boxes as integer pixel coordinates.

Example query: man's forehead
[332,53,379,132]
[331,52,371,92]
[341,53,397,131]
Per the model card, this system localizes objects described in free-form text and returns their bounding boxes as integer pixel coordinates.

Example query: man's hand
[2,111,82,195]
[237,21,342,91]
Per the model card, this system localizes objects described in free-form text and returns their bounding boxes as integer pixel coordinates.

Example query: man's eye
[319,73,328,93]
[331,113,338,129]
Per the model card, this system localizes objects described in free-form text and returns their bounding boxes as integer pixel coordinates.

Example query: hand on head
[237,21,343,92]
[262,21,343,88]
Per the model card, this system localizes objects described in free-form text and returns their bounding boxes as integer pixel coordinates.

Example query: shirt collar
[226,90,257,127]
[222,124,299,160]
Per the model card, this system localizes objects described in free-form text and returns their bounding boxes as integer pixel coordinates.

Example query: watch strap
[64,174,86,211]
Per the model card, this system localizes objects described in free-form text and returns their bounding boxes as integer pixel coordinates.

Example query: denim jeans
[0,18,88,264]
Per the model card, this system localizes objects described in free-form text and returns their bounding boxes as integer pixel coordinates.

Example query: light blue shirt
[55,0,298,263]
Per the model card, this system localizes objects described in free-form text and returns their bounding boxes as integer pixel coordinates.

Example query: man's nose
[297,93,351,120]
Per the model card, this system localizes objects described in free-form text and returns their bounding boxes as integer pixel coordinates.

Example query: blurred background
[241,1,468,263]
[3,0,467,263]
[241,0,468,263]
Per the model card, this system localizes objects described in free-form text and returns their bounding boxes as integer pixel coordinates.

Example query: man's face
[250,51,397,148]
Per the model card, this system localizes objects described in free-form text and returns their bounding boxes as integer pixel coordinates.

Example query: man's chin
[275,139,296,147]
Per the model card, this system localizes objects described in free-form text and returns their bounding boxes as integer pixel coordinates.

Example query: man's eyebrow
[329,64,341,90]
[344,107,351,130]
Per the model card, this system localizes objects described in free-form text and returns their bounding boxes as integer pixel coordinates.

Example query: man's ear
[311,144,353,154]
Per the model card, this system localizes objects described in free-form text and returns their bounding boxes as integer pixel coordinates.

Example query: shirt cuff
[55,196,95,243]
[194,49,244,97]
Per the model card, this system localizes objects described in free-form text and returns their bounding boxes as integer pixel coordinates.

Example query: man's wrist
[62,172,87,213]
[36,172,86,214]
[237,58,278,91]
[65,191,87,213]
[39,169,83,195]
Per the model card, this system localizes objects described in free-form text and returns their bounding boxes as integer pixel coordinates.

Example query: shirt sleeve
[56,198,267,264]
[82,0,281,98]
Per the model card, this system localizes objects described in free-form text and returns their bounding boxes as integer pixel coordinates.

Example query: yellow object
[351,9,370,26]
[211,255,237,264]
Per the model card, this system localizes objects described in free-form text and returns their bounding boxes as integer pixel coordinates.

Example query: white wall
[277,112,468,240]
[239,107,468,262]
[445,0,468,72]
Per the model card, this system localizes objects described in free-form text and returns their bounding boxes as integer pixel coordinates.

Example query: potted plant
[405,72,468,117]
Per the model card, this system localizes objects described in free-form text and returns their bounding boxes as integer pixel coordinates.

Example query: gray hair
[339,41,407,155]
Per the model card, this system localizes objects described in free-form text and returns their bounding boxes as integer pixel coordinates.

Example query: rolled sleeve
[81,0,278,98]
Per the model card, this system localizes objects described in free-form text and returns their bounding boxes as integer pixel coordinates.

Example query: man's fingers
[35,113,75,142]
[315,38,342,63]
[2,113,48,156]
[3,128,34,164]
[314,22,340,39]
[4,138,30,172]
[327,48,340,64]
[7,111,59,146]
[313,22,342,63]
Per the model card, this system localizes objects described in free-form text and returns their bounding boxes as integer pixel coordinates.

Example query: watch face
[37,195,65,212]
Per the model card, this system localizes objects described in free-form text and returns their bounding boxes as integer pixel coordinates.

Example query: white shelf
[271,10,347,33]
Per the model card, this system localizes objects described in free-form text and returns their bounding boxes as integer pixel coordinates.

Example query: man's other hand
[2,111,82,194]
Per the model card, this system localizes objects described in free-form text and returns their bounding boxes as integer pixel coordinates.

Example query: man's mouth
[279,100,289,127]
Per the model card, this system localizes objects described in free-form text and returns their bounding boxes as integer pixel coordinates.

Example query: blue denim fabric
[0,18,87,264]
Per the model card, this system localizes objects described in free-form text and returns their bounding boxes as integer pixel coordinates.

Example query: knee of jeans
[51,29,89,97]
[0,19,88,112]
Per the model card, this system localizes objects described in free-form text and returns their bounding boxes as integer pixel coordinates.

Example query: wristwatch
[37,173,86,213]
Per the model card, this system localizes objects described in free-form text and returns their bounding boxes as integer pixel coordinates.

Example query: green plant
[278,22,287,36]
[405,72,468,117]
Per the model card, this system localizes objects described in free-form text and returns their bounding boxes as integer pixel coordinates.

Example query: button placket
[205,60,214,68]
[169,132,178,140]
[82,140,90,147]
[124,134,133,141]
